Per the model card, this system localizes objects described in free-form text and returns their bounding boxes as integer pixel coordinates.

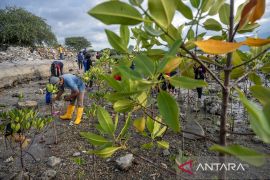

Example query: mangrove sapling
[82,0,270,179]
[0,108,53,170]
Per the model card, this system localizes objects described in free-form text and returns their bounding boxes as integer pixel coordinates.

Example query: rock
[17,100,37,109]
[183,120,205,140]
[72,152,81,157]
[161,163,168,169]
[192,106,200,112]
[252,136,262,144]
[204,96,221,115]
[36,89,44,95]
[14,171,31,180]
[208,84,221,93]
[115,154,134,171]
[4,156,14,163]
[47,156,61,167]
[163,149,170,156]
[180,113,186,120]
[41,169,57,180]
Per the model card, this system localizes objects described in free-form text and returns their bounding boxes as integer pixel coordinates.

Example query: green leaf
[187,28,194,40]
[176,0,193,19]
[137,91,148,107]
[248,72,262,85]
[97,106,115,136]
[113,99,134,113]
[230,68,245,79]
[210,145,266,167]
[120,25,130,46]
[134,54,155,77]
[80,132,111,146]
[105,91,140,103]
[169,76,208,89]
[219,3,230,25]
[129,0,143,6]
[152,117,162,138]
[201,0,214,13]
[161,24,181,46]
[101,75,122,91]
[250,85,270,106]
[148,0,176,28]
[146,116,154,133]
[141,142,154,149]
[190,0,201,8]
[71,157,86,165]
[167,39,182,56]
[263,103,270,123]
[261,62,270,73]
[114,113,119,131]
[157,140,169,149]
[230,51,245,79]
[116,65,142,80]
[238,23,260,34]
[105,29,127,53]
[155,126,167,137]
[89,146,122,158]
[146,49,166,59]
[237,89,270,143]
[157,91,180,132]
[208,0,225,16]
[234,2,247,23]
[144,25,164,36]
[89,1,143,25]
[118,113,132,139]
[203,18,222,31]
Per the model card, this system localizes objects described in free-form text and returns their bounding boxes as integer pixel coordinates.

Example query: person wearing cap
[49,74,85,125]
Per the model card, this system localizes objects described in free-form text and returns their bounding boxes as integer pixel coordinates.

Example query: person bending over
[49,74,85,125]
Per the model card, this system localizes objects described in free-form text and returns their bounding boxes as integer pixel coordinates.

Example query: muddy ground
[0,77,269,180]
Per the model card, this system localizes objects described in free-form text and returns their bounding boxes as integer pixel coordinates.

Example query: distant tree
[65,37,91,51]
[0,7,57,47]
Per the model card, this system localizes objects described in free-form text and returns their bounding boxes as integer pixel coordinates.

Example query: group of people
[77,49,92,72]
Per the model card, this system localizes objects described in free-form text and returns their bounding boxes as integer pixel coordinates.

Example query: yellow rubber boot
[60,105,75,120]
[74,107,83,125]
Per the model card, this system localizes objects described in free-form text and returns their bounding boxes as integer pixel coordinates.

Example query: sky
[0,0,269,50]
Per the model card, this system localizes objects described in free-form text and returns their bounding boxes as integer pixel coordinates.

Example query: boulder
[183,120,205,140]
[115,154,134,171]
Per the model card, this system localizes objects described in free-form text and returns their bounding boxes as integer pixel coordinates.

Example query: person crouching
[49,74,85,125]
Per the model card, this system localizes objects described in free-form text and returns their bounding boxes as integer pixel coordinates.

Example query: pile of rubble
[0,46,42,63]
[0,46,75,63]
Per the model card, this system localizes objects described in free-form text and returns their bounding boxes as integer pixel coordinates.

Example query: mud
[0,78,269,179]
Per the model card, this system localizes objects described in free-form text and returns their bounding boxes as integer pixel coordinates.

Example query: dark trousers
[197,88,203,99]
[78,61,83,70]
[60,53,64,60]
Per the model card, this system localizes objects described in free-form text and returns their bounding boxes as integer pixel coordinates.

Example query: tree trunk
[219,0,234,179]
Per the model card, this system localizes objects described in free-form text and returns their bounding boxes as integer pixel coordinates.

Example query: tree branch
[232,47,270,70]
[138,5,225,90]
[181,45,226,89]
